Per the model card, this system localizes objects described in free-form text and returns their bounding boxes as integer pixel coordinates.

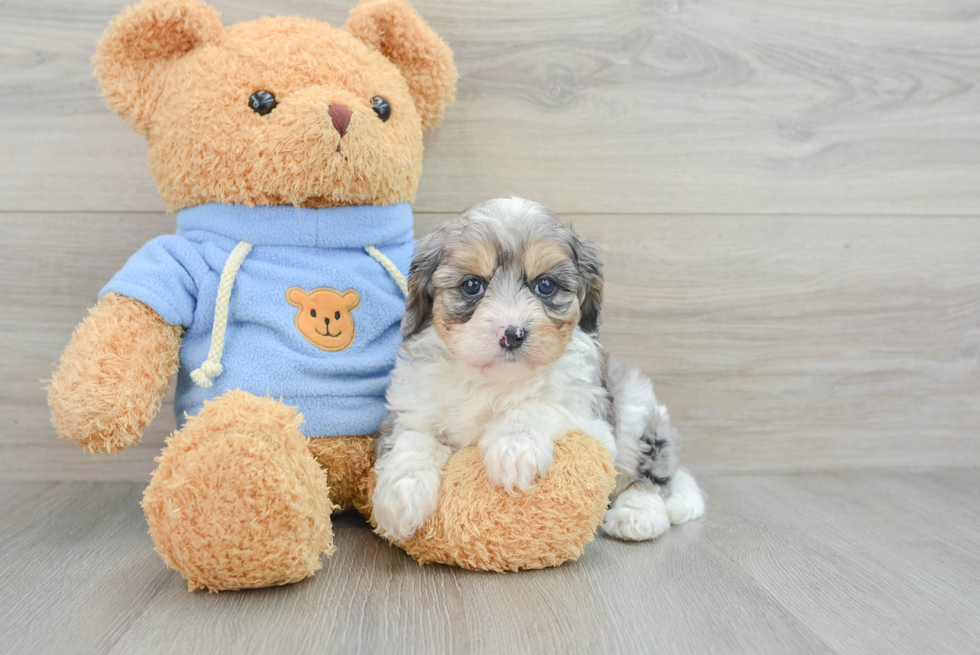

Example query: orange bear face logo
[286,287,361,352]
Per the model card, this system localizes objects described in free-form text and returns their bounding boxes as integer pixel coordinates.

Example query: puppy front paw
[373,471,441,541]
[481,429,554,494]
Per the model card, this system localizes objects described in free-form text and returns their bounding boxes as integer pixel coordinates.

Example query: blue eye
[535,277,556,296]
[461,278,485,297]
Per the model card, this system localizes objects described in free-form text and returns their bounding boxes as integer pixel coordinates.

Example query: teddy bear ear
[345,0,457,130]
[286,287,308,307]
[342,290,362,310]
[94,0,223,136]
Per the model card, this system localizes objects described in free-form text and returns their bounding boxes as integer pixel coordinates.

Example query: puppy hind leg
[665,469,705,525]
[602,482,671,542]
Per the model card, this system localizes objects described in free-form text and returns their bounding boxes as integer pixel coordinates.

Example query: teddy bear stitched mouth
[315,327,342,338]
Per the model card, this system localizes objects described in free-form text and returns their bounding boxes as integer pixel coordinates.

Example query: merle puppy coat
[373,197,705,542]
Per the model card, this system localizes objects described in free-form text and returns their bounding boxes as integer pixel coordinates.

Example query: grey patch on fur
[440,284,483,324]
[402,228,446,338]
[637,429,678,496]
[602,350,679,498]
[566,230,603,335]
[400,197,604,339]
[375,412,397,459]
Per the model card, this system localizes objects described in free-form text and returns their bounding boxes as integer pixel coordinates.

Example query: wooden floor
[2,470,979,655]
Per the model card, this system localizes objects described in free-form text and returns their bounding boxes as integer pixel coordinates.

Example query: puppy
[373,197,705,542]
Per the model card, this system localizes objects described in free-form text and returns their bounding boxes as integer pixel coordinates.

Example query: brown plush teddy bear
[48,0,615,591]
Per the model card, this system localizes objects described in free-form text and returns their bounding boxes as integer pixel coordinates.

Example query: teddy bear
[48,0,616,591]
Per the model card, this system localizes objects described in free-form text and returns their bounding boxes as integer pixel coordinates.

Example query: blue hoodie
[100,202,414,437]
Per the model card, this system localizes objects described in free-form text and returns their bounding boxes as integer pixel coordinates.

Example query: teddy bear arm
[48,292,183,454]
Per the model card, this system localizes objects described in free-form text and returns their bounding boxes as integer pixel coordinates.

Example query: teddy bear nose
[328,104,352,138]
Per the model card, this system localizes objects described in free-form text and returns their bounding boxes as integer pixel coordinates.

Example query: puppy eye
[334,311,341,320]
[371,96,391,122]
[461,278,485,297]
[535,277,557,296]
[310,309,317,318]
[249,90,277,115]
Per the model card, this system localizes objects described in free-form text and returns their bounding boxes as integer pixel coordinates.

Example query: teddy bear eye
[249,90,277,116]
[371,96,391,122]
[310,309,316,318]
[334,311,341,320]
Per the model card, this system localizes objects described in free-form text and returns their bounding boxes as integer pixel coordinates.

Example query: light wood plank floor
[2,470,978,655]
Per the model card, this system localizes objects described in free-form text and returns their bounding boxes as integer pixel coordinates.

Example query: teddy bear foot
[142,390,334,592]
[365,431,616,571]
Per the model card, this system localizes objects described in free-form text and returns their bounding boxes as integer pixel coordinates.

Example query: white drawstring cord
[364,245,408,296]
[191,240,253,388]
[190,241,404,390]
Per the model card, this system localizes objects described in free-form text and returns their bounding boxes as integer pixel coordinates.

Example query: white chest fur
[387,327,608,449]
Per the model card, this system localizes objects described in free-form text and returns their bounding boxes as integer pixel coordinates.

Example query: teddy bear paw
[143,391,334,591]
[373,471,441,541]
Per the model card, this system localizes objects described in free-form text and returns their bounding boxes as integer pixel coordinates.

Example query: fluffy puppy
[373,197,705,542]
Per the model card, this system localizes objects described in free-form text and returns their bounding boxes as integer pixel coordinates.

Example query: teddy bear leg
[306,435,376,513]
[142,390,334,592]
[363,431,617,571]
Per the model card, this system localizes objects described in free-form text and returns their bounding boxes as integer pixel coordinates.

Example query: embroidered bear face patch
[286,287,360,352]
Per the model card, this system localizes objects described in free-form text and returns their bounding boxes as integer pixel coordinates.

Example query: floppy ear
[94,0,223,136]
[345,0,457,129]
[569,230,604,335]
[343,290,362,311]
[286,287,308,308]
[401,228,445,339]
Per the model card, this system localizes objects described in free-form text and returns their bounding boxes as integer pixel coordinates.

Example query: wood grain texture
[1,473,978,654]
[2,212,978,481]
[1,0,979,215]
[0,214,980,480]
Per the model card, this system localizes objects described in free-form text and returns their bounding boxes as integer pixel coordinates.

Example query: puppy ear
[570,231,604,335]
[345,0,457,129]
[401,229,445,339]
[94,0,223,136]
[286,287,307,308]
[343,289,362,311]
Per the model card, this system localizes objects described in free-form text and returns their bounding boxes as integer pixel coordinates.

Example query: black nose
[501,325,526,350]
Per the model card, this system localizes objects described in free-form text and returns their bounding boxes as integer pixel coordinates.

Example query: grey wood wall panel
[3,212,977,481]
[2,0,979,215]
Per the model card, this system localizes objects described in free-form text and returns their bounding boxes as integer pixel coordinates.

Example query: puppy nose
[328,104,352,138]
[500,325,526,350]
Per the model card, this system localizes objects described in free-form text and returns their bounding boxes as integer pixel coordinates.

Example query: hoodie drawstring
[364,245,408,296]
[191,240,253,388]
